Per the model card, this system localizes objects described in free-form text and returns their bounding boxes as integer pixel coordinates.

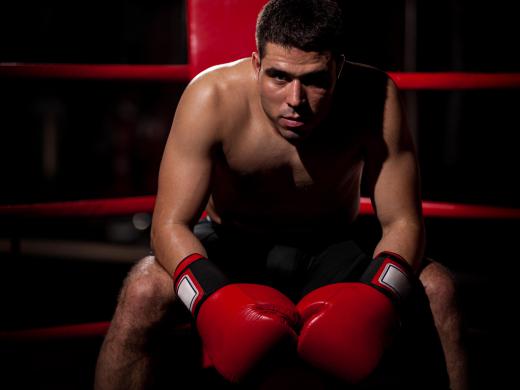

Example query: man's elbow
[149,219,173,253]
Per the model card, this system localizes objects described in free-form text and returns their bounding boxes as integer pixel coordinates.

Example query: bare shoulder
[341,61,408,152]
[179,60,249,112]
[191,58,253,88]
[342,61,389,84]
[171,58,253,143]
[187,59,254,117]
[347,62,399,108]
[331,61,390,142]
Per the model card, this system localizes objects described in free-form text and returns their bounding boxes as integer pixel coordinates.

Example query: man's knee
[117,256,176,324]
[419,259,457,309]
[419,263,469,390]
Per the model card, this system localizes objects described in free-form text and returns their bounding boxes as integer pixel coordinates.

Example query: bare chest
[210,126,365,224]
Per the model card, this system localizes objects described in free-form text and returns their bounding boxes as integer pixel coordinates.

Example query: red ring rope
[2,60,519,345]
[0,63,190,82]
[0,322,110,342]
[2,0,518,349]
[0,321,192,342]
[0,196,155,218]
[1,63,520,90]
[1,196,518,219]
[388,72,520,90]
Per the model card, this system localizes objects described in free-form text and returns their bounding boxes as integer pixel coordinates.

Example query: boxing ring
[0,0,519,388]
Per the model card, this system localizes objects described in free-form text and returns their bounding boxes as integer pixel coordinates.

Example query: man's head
[253,0,345,142]
[256,0,344,61]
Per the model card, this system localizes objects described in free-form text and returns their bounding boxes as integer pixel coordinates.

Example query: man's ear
[337,54,346,80]
[252,52,261,75]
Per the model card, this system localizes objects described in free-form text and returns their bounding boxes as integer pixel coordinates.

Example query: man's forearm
[373,219,425,271]
[150,222,207,276]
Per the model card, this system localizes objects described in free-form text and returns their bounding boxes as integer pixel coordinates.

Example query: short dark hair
[256,0,344,59]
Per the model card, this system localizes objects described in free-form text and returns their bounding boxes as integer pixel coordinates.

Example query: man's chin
[278,125,312,143]
[278,128,305,143]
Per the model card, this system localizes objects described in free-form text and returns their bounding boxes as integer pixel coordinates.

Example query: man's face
[253,42,340,142]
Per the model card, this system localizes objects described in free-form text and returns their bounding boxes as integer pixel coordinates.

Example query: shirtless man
[95,0,466,388]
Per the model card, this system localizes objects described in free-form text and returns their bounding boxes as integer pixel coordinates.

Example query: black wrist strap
[174,254,230,317]
[360,251,414,305]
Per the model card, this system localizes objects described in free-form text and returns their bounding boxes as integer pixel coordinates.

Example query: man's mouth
[280,116,306,128]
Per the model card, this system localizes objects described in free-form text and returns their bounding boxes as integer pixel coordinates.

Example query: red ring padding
[1,196,519,219]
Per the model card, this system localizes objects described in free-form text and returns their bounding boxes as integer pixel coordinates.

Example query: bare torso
[203,59,388,235]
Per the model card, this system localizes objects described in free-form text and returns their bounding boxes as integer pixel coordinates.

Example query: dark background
[0,1,518,389]
[0,0,519,207]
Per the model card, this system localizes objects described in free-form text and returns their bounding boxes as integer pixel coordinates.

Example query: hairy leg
[419,260,469,390]
[94,256,177,390]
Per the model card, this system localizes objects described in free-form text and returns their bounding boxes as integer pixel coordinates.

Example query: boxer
[95,1,465,388]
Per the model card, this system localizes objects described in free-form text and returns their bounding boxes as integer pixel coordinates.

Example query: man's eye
[273,74,289,82]
[266,70,290,83]
[303,74,330,89]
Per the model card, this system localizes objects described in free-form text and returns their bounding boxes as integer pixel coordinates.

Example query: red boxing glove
[296,251,413,384]
[174,253,299,383]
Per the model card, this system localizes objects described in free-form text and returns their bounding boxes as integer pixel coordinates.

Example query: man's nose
[287,80,305,108]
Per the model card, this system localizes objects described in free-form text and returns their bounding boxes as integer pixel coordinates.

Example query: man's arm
[151,79,221,276]
[296,79,424,383]
[364,77,425,270]
[150,75,301,384]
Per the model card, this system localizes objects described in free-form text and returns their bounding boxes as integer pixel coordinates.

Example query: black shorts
[193,219,450,389]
